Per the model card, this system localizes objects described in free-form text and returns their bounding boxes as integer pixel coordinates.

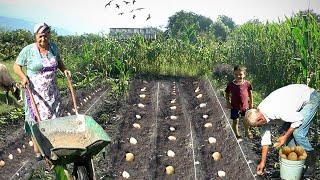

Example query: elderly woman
[245,84,319,178]
[13,22,71,160]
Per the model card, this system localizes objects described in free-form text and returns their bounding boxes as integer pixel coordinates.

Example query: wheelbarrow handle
[65,72,78,115]
[25,85,41,122]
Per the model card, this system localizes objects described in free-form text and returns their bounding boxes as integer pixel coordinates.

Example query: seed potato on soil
[0,160,5,167]
[5,76,318,179]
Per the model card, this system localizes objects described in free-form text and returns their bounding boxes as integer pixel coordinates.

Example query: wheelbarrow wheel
[73,159,95,180]
[76,166,89,180]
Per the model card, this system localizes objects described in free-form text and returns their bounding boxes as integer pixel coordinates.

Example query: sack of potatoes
[279,146,307,161]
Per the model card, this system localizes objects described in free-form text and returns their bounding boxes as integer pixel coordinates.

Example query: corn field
[0,13,319,94]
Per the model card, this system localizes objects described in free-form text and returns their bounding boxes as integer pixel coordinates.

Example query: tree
[217,15,236,31]
[211,21,229,41]
[166,10,213,38]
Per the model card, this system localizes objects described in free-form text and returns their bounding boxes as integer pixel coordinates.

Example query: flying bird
[135,7,145,11]
[146,14,151,21]
[123,1,130,4]
[133,14,136,19]
[129,9,134,13]
[118,12,124,15]
[132,0,136,4]
[115,4,120,8]
[105,0,113,7]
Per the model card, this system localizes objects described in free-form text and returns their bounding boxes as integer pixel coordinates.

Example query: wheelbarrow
[26,74,111,180]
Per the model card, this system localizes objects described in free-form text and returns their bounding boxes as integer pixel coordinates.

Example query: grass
[0,60,22,113]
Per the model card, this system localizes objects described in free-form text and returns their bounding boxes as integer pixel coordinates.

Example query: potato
[0,160,5,167]
[196,94,203,99]
[125,153,134,162]
[165,166,174,175]
[169,127,175,132]
[287,152,298,161]
[122,171,130,178]
[298,151,307,160]
[133,123,141,129]
[212,152,222,161]
[282,146,291,155]
[170,115,177,120]
[294,146,305,156]
[129,137,137,145]
[170,106,177,110]
[204,123,212,128]
[168,136,176,141]
[280,153,287,159]
[290,146,295,152]
[257,170,264,175]
[17,148,22,154]
[202,115,208,119]
[199,103,207,108]
[208,137,217,144]
[217,170,226,177]
[194,87,200,93]
[8,154,13,160]
[28,141,34,147]
[167,150,175,157]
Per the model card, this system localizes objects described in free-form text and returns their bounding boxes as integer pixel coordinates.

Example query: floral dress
[16,42,61,133]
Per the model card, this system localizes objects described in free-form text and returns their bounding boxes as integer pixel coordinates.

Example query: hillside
[0,16,73,35]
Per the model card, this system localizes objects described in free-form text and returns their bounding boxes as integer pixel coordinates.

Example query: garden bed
[1,75,319,180]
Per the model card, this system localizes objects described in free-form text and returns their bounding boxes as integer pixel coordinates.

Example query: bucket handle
[25,85,41,123]
[65,72,78,115]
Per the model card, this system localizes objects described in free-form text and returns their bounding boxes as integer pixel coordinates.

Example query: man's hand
[257,162,265,175]
[273,135,287,148]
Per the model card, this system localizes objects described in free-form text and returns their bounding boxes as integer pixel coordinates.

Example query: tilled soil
[1,76,319,180]
[99,76,254,179]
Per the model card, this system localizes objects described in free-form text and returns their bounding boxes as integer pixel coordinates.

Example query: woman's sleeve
[16,46,29,66]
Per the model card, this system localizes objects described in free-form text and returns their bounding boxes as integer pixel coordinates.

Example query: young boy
[225,65,253,139]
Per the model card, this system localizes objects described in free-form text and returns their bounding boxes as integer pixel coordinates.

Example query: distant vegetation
[1,10,319,97]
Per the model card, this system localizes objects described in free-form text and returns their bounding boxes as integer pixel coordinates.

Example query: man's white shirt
[258,84,314,146]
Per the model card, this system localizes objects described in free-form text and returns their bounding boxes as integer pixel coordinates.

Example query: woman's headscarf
[33,23,50,34]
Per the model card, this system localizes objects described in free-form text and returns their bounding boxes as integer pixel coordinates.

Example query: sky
[0,0,319,34]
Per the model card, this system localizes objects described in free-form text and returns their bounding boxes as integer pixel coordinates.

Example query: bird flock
[105,0,151,21]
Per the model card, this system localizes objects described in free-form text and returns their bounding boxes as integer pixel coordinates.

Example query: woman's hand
[21,76,29,88]
[64,70,71,77]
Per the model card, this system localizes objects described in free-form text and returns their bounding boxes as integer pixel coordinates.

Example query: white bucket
[280,157,305,180]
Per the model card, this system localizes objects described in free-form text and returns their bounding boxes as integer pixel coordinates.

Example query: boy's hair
[233,65,247,72]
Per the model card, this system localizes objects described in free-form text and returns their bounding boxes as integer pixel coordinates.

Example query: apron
[25,49,61,133]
